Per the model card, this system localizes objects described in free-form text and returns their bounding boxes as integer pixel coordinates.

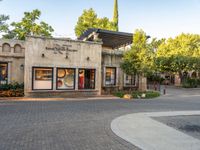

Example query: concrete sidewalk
[0,95,119,102]
[111,111,200,150]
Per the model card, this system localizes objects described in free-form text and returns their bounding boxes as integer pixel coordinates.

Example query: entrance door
[78,69,95,89]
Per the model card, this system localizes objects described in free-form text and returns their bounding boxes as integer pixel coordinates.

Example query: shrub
[182,78,199,88]
[132,91,160,99]
[114,90,160,99]
[0,82,24,97]
[113,91,125,98]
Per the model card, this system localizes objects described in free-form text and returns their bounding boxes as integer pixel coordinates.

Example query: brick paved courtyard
[0,87,200,150]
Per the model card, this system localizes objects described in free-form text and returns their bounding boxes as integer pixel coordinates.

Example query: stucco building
[0,29,145,97]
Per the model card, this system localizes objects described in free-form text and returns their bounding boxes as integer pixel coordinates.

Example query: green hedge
[114,90,160,99]
[113,91,125,98]
[132,91,160,99]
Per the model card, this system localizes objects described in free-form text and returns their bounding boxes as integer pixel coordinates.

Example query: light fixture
[66,55,69,59]
[41,53,45,58]
[20,64,24,70]
[86,57,90,61]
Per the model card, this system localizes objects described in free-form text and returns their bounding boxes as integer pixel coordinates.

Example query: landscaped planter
[114,90,160,99]
[0,89,24,97]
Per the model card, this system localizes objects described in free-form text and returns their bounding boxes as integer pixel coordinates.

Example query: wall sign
[46,44,78,54]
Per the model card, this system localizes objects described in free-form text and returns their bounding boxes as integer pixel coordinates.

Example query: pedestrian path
[0,96,119,101]
[111,111,200,150]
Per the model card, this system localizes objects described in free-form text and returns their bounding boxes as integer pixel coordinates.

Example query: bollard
[163,89,166,95]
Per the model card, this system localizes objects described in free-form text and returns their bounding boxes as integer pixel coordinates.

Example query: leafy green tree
[0,15,9,33]
[113,0,119,31]
[3,9,54,40]
[121,29,154,76]
[155,33,200,82]
[75,8,98,37]
[75,8,115,37]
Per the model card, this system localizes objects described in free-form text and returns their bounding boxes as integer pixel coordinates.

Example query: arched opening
[2,43,11,52]
[14,44,22,53]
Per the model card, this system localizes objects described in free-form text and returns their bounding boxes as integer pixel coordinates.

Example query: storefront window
[78,69,95,89]
[105,67,116,86]
[33,67,53,90]
[125,74,135,86]
[57,68,75,90]
[0,63,8,85]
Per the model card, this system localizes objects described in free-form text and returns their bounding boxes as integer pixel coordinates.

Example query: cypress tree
[113,0,119,31]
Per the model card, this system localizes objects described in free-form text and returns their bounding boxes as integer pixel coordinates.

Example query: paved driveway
[0,87,200,150]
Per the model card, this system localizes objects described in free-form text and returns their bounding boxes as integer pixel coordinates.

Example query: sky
[0,0,200,39]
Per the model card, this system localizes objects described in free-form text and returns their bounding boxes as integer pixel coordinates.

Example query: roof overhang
[78,28,135,49]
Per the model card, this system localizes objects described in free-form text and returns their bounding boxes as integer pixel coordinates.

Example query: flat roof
[78,28,134,49]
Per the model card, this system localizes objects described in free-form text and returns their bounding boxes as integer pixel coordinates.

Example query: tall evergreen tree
[113,0,119,31]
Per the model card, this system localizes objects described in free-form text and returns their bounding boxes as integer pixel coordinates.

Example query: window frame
[105,67,116,86]
[32,67,54,91]
[78,68,96,90]
[56,68,76,90]
[0,62,8,85]
[125,74,136,86]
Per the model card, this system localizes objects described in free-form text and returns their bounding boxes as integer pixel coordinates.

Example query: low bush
[182,78,200,88]
[113,91,125,98]
[132,91,160,99]
[0,82,24,97]
[114,90,160,99]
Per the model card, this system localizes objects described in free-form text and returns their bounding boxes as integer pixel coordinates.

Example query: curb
[0,96,119,102]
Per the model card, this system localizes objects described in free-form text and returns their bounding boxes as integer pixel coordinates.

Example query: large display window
[0,62,8,85]
[78,69,95,89]
[105,67,116,86]
[56,68,75,90]
[32,67,53,90]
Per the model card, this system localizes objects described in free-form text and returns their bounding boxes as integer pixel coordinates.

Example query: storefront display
[57,68,75,90]
[33,67,53,90]
[78,69,95,89]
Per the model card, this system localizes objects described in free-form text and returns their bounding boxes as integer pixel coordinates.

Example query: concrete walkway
[111,111,200,150]
[0,95,118,101]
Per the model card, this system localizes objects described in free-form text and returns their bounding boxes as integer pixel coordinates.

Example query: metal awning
[78,28,134,49]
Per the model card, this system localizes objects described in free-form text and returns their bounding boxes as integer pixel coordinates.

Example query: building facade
[0,29,143,97]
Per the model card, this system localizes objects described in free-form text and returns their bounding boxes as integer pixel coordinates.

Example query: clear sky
[0,0,200,39]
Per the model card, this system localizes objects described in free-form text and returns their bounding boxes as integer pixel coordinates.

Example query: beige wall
[101,49,139,93]
[24,36,102,97]
[0,39,25,84]
[102,49,123,88]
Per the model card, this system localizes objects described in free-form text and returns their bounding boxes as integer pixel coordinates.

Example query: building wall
[24,36,102,97]
[0,39,25,84]
[101,48,138,94]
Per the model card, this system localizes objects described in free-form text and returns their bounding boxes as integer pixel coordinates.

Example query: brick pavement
[0,88,200,150]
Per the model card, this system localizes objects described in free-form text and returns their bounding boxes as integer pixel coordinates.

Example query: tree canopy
[3,9,54,40]
[120,29,155,76]
[75,8,115,37]
[0,15,9,33]
[155,33,200,78]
